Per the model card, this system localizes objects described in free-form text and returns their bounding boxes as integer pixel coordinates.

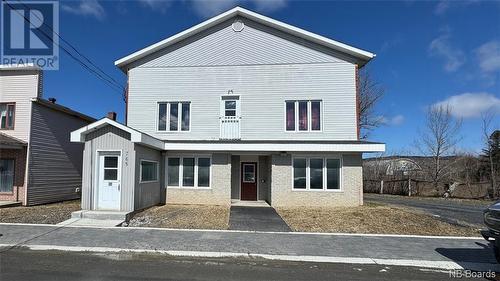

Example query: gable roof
[32,98,96,123]
[115,6,375,71]
[70,118,164,150]
[0,64,41,71]
[0,132,27,148]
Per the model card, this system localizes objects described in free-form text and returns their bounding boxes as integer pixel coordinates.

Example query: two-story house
[70,7,384,216]
[0,64,95,206]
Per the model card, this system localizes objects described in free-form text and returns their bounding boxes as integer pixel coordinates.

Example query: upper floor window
[285,100,321,132]
[158,102,190,132]
[0,103,15,130]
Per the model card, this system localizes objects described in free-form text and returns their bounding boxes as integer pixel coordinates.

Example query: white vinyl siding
[135,17,349,68]
[0,70,40,141]
[129,63,356,141]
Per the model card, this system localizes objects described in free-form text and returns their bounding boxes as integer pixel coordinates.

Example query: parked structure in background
[364,156,492,199]
[70,7,384,217]
[0,64,95,206]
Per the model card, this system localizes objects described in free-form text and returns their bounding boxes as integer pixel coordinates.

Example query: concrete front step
[57,218,124,227]
[71,210,131,221]
[0,201,22,208]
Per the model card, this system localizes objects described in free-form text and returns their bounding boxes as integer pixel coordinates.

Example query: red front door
[241,162,257,201]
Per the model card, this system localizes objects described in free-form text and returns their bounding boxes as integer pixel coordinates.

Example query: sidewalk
[0,223,497,271]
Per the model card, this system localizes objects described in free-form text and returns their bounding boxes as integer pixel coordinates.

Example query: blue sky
[40,0,499,154]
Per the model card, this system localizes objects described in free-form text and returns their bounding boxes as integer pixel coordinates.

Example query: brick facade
[0,148,27,204]
[270,153,363,207]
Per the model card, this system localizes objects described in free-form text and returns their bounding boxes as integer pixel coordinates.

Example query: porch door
[0,159,14,193]
[97,152,121,210]
[241,162,257,201]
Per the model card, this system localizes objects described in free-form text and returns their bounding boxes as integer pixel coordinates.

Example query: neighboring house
[70,7,385,214]
[0,64,95,206]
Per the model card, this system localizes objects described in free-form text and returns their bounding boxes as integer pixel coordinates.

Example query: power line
[14,0,124,91]
[2,0,126,99]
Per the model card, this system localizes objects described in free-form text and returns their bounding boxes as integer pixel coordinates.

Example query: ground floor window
[167,156,211,188]
[140,160,159,183]
[292,157,341,190]
[0,159,14,192]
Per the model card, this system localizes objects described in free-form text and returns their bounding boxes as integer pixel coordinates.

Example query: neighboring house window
[285,100,321,132]
[140,160,158,183]
[167,156,211,188]
[0,103,15,130]
[292,157,341,190]
[158,102,190,132]
[0,159,14,193]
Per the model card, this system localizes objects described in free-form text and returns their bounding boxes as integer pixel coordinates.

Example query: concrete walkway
[229,206,291,232]
[0,223,496,271]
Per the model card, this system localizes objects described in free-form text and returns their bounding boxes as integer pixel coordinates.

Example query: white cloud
[380,115,405,126]
[475,40,500,73]
[429,28,466,72]
[62,0,105,20]
[253,0,287,12]
[191,0,239,17]
[190,0,287,17]
[433,92,500,118]
[138,0,172,13]
[434,1,450,15]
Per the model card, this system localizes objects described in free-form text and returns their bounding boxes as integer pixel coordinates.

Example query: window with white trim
[292,157,341,190]
[140,160,158,182]
[158,102,190,132]
[167,156,211,188]
[285,100,321,132]
[0,103,15,130]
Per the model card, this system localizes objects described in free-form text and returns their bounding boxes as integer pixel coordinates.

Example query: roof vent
[48,97,56,104]
[232,20,244,32]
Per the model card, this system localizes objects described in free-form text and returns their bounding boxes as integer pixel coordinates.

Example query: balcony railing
[220,116,241,140]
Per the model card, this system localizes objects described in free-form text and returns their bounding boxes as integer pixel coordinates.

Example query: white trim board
[164,142,385,152]
[115,6,375,70]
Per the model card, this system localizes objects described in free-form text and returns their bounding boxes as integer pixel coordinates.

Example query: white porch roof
[71,119,385,153]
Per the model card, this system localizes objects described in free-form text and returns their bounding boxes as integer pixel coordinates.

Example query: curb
[0,222,483,240]
[0,243,497,272]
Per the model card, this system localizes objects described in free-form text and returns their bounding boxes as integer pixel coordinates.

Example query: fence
[364,179,490,199]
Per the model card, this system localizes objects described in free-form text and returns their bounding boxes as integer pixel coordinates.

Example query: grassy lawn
[0,200,80,224]
[276,202,481,237]
[129,204,230,230]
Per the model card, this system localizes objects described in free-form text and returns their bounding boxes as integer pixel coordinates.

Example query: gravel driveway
[364,194,492,228]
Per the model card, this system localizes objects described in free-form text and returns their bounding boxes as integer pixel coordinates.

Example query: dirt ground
[128,204,230,229]
[0,200,80,224]
[276,202,481,237]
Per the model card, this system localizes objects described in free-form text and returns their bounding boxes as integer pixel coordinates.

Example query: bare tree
[416,105,462,190]
[358,69,385,139]
[481,110,498,197]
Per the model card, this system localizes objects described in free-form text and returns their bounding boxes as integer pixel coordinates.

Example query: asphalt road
[0,248,478,281]
[364,194,492,228]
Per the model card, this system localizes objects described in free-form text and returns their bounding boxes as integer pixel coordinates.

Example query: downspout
[125,70,129,125]
[355,64,360,140]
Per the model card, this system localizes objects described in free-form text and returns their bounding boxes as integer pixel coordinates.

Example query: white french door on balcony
[220,96,241,140]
